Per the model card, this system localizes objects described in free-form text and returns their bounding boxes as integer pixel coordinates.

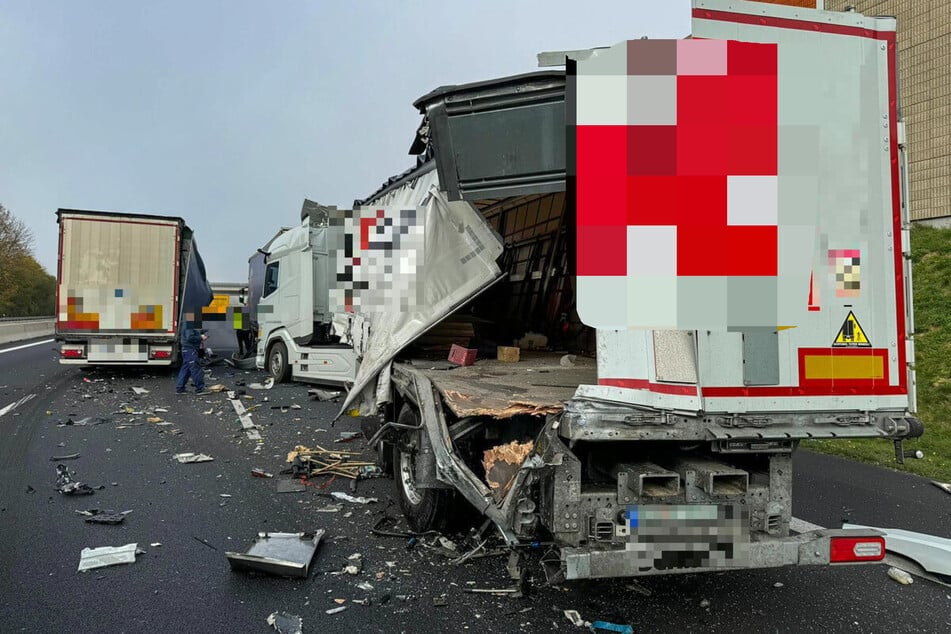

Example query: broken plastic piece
[77,509,132,525]
[252,468,274,478]
[330,492,378,504]
[174,452,214,464]
[932,480,951,495]
[335,431,362,443]
[78,543,139,572]
[225,530,325,578]
[248,378,275,390]
[266,611,303,634]
[131,387,149,395]
[50,453,80,461]
[591,621,634,634]
[309,388,342,401]
[325,606,347,615]
[207,384,228,393]
[55,464,95,496]
[564,610,586,627]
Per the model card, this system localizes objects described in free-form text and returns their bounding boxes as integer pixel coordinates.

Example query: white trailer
[55,209,212,365]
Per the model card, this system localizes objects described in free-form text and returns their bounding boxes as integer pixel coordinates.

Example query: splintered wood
[483,440,534,499]
[286,444,374,480]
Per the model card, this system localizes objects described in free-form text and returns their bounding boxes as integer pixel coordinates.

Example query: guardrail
[0,317,55,345]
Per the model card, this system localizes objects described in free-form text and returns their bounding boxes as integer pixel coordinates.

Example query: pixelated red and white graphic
[330,207,425,314]
[573,39,778,329]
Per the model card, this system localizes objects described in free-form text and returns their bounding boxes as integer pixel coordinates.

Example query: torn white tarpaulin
[78,543,139,572]
[335,164,503,418]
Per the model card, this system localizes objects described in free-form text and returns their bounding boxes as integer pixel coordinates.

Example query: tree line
[0,203,55,317]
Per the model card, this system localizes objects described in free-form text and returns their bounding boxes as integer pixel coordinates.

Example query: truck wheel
[267,341,291,383]
[393,404,451,533]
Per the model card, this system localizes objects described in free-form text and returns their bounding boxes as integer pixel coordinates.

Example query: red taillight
[61,348,84,359]
[830,536,885,563]
[149,350,172,360]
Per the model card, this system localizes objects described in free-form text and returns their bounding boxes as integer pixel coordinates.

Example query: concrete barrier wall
[0,318,55,346]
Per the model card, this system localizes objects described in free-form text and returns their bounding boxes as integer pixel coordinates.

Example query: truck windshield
[263,262,279,297]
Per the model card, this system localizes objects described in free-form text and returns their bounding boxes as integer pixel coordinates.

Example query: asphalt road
[0,336,949,633]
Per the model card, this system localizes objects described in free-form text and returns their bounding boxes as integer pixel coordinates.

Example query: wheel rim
[270,349,283,376]
[399,449,423,506]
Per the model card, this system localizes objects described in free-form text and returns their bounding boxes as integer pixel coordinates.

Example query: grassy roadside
[802,225,951,483]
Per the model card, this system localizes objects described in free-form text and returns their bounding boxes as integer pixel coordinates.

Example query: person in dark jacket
[176,313,208,394]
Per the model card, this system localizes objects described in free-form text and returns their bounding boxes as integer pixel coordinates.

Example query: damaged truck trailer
[55,209,213,365]
[334,0,923,581]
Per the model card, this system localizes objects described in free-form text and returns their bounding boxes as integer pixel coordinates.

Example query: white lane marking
[0,338,55,355]
[0,393,36,417]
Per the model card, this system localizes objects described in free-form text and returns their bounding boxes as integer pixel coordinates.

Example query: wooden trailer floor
[410,351,598,419]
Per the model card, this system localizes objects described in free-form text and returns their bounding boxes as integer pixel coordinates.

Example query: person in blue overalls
[176,312,208,394]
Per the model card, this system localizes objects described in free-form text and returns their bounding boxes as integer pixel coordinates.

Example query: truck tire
[393,404,451,533]
[267,341,291,383]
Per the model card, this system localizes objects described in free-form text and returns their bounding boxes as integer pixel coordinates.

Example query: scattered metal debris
[77,543,140,572]
[276,480,307,494]
[226,530,326,578]
[173,452,214,464]
[50,453,80,461]
[330,492,378,505]
[252,468,274,478]
[131,387,149,395]
[357,582,374,591]
[76,509,132,525]
[55,464,95,496]
[248,378,275,390]
[309,388,342,402]
[229,397,262,442]
[325,606,347,615]
[193,536,218,551]
[266,611,303,634]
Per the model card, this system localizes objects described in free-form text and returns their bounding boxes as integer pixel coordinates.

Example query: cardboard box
[497,346,520,362]
[448,344,477,366]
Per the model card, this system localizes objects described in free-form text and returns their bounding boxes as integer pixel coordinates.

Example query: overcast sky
[0,1,689,281]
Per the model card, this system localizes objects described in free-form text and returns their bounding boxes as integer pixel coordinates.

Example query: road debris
[591,621,634,634]
[266,611,303,634]
[308,388,342,402]
[173,452,214,464]
[55,464,95,496]
[276,480,307,494]
[207,384,228,392]
[252,468,274,478]
[357,581,374,591]
[226,530,326,578]
[887,567,914,585]
[147,416,163,423]
[77,543,140,572]
[50,453,80,461]
[932,481,951,495]
[229,397,262,442]
[284,445,375,480]
[335,431,362,443]
[193,536,218,551]
[325,606,347,615]
[131,387,149,395]
[150,543,162,547]
[76,509,132,525]
[482,440,534,498]
[330,492,378,505]
[248,378,275,390]
[564,610,586,627]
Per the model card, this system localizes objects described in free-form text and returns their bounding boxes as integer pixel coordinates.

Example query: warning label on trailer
[833,311,871,347]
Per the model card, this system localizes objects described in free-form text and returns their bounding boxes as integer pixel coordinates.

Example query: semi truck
[264,0,923,581]
[253,201,358,386]
[55,209,213,365]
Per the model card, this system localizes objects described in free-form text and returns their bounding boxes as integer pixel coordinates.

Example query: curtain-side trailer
[55,209,212,365]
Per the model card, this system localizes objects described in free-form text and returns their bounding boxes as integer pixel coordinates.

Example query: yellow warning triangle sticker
[833,311,871,347]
